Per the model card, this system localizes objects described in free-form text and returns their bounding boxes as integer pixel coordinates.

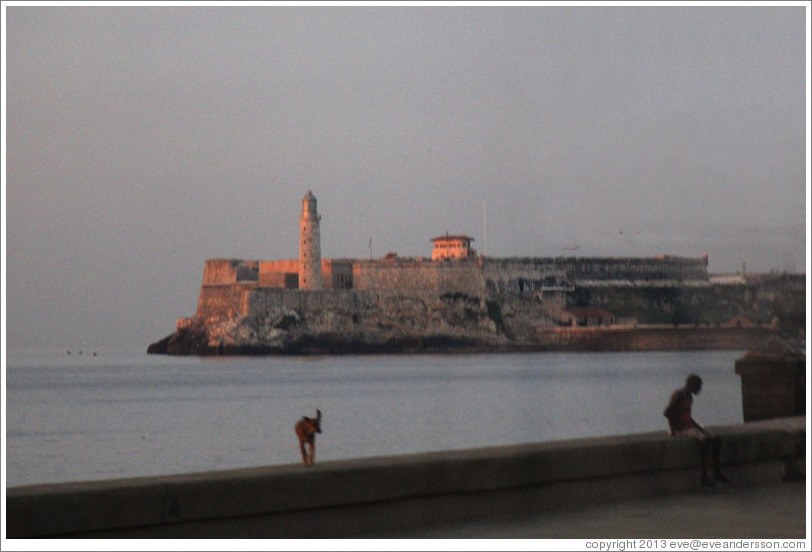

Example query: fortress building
[431,234,476,261]
[151,191,804,355]
[191,192,712,321]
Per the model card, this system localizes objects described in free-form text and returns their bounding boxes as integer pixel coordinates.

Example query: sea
[4,348,749,489]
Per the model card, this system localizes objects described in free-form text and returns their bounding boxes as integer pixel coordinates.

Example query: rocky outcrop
[149,289,515,356]
[147,290,785,356]
[148,264,804,356]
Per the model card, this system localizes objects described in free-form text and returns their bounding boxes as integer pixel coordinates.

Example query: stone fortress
[148,192,803,355]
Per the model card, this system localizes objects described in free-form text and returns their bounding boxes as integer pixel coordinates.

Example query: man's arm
[663,390,682,433]
[691,417,707,433]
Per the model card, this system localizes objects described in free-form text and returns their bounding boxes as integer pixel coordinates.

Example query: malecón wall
[6,417,804,538]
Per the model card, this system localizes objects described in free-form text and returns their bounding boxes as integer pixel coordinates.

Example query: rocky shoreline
[147,321,514,356]
[147,320,779,356]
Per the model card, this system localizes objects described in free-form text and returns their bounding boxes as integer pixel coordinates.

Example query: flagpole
[483,200,487,256]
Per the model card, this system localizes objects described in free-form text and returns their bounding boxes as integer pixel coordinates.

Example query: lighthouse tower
[298,190,323,290]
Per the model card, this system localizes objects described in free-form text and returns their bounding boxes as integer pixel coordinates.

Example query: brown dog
[295,409,322,467]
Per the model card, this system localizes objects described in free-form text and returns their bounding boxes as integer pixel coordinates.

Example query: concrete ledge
[6,417,805,538]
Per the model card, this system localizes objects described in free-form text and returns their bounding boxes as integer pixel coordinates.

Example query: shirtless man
[664,374,731,487]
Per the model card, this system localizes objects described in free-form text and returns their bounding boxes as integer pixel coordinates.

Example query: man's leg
[676,428,722,486]
[697,438,716,486]
[711,435,731,483]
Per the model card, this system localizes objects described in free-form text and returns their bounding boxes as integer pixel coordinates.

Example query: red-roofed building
[561,307,616,327]
[430,234,476,261]
[724,316,754,328]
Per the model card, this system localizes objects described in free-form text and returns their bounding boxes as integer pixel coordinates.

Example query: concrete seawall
[6,417,805,539]
[536,326,776,351]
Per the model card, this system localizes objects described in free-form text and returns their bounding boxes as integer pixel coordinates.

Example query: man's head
[686,374,703,394]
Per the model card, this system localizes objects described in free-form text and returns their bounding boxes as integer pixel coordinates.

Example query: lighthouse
[299,190,323,290]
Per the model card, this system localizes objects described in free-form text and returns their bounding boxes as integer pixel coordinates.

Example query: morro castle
[197,191,710,309]
[148,192,800,355]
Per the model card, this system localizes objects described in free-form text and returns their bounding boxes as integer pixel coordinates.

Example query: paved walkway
[374,480,809,539]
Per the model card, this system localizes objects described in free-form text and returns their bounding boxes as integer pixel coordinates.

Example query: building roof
[430,234,475,243]
[724,316,754,327]
[562,307,615,318]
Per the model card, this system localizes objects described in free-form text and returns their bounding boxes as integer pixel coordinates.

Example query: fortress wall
[202,259,240,285]
[323,259,354,289]
[564,256,709,281]
[258,260,299,289]
[258,272,297,288]
[481,256,709,296]
[482,258,569,293]
[208,255,710,294]
[196,284,255,319]
[353,260,485,296]
[247,288,365,321]
[236,261,259,282]
[484,256,708,282]
[191,254,755,333]
[203,259,259,285]
[259,259,299,274]
[256,260,354,290]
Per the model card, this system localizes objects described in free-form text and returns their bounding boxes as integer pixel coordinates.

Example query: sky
[2,2,809,352]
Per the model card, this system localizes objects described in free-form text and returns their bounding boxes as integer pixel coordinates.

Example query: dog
[295,409,322,467]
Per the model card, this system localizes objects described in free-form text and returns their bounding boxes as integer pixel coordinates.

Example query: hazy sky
[3,3,809,352]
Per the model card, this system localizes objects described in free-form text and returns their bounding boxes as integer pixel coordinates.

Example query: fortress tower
[298,190,323,290]
[430,233,476,261]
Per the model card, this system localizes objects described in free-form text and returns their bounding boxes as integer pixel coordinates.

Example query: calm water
[4,348,747,488]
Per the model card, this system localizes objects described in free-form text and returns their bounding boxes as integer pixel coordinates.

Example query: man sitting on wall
[664,374,732,487]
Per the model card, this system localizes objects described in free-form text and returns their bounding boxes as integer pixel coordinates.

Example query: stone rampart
[200,255,710,296]
[197,255,712,314]
[323,259,354,289]
[195,283,255,319]
[563,255,708,281]
[482,258,569,293]
[352,258,485,295]
[201,259,258,285]
[480,256,709,296]
[202,259,240,285]
[6,417,804,539]
[257,272,297,288]
[483,256,708,290]
[257,259,298,288]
